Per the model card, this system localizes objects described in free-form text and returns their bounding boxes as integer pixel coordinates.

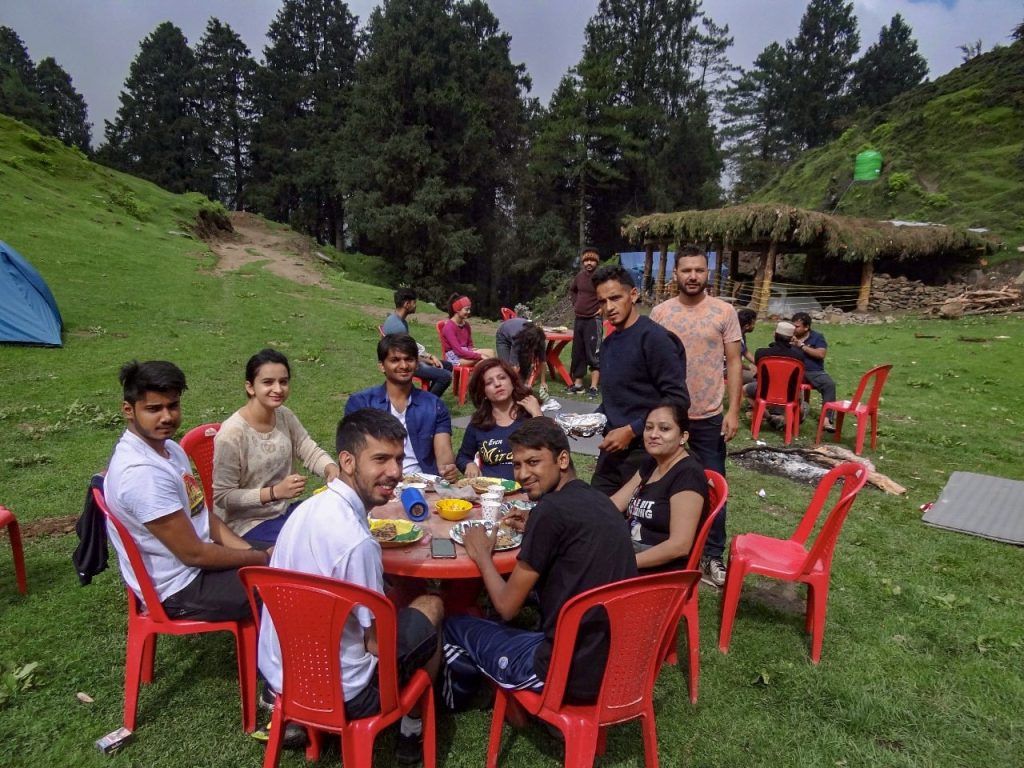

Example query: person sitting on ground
[737,308,758,387]
[744,320,807,429]
[345,334,459,482]
[455,359,542,481]
[383,287,453,397]
[104,360,268,622]
[258,408,443,764]
[494,317,548,390]
[442,417,637,708]
[212,349,340,546]
[567,246,602,397]
[609,402,708,573]
[790,312,837,431]
[440,294,495,366]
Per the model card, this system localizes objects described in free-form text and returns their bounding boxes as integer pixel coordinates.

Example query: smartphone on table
[430,538,457,559]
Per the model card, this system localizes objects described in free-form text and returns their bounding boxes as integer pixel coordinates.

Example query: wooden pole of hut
[656,242,670,301]
[857,258,874,312]
[730,249,740,298]
[642,243,654,296]
[715,241,726,296]
[752,241,777,315]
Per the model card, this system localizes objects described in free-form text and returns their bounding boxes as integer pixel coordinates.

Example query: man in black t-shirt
[443,418,637,705]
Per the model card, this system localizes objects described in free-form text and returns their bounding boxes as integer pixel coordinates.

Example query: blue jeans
[416,360,452,396]
[686,414,727,559]
[803,370,836,411]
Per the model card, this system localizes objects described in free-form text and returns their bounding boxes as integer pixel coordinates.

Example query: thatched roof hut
[621,203,993,311]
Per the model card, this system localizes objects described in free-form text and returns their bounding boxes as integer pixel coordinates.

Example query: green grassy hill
[0,114,406,521]
[752,41,1024,251]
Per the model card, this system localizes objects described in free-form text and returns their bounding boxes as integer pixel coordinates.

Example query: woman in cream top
[213,348,339,544]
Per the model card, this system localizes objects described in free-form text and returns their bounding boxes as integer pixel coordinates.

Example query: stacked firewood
[931,285,1024,318]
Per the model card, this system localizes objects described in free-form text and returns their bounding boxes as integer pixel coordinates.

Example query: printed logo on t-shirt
[182,473,206,517]
[479,438,513,467]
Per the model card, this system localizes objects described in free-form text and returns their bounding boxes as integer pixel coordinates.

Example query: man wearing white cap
[743,321,807,427]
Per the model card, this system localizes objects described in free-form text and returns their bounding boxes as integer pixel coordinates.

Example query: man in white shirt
[258,408,443,764]
[104,361,269,621]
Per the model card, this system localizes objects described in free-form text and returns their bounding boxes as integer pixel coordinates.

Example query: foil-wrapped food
[554,412,607,439]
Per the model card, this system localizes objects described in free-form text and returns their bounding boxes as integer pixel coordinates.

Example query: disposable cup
[481,500,502,524]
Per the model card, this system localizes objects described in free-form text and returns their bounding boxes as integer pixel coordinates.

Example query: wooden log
[642,243,654,296]
[656,241,670,301]
[857,258,874,312]
[753,242,777,314]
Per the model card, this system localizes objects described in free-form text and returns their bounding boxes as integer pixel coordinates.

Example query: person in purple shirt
[440,294,494,366]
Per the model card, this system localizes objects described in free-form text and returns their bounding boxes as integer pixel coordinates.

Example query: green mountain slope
[0,114,400,519]
[752,41,1024,251]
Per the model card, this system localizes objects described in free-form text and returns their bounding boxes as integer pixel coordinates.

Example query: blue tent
[0,241,63,346]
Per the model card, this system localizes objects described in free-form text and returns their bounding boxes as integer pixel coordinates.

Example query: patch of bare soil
[205,212,332,289]
[18,515,78,539]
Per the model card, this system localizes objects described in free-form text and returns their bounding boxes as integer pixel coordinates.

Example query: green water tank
[854,150,882,181]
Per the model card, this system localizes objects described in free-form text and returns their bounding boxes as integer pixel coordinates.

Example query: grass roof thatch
[622,203,994,262]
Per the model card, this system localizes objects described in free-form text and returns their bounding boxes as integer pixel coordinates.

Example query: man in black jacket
[590,265,689,495]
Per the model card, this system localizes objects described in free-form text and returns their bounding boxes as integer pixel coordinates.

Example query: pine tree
[196,18,258,209]
[851,14,928,111]
[535,0,726,253]
[0,26,47,132]
[344,0,527,297]
[722,42,793,199]
[249,0,358,246]
[34,57,91,152]
[100,22,214,195]
[785,0,860,149]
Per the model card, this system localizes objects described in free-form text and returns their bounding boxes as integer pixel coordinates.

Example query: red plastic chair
[718,462,869,663]
[750,357,806,444]
[486,570,701,768]
[435,319,474,405]
[239,566,436,768]
[93,486,256,732]
[660,469,728,704]
[815,364,893,455]
[0,505,27,594]
[179,423,220,512]
[500,307,517,321]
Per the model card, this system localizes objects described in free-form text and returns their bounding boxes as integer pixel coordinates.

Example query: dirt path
[206,212,332,289]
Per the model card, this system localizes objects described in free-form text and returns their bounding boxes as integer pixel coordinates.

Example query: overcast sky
[2,0,1020,141]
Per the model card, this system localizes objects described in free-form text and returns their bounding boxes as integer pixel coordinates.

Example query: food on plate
[496,525,517,549]
[371,522,398,542]
[450,520,523,550]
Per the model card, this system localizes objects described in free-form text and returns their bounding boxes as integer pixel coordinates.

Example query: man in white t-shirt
[104,361,269,621]
[258,408,443,764]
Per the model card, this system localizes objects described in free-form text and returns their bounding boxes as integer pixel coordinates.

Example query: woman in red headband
[441,293,495,366]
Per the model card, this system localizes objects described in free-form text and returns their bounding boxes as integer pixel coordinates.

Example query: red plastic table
[370,493,520,614]
[543,331,574,387]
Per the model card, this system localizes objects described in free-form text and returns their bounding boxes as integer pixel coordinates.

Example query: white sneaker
[700,556,727,588]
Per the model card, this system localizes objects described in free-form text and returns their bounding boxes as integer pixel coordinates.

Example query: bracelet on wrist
[267,484,276,502]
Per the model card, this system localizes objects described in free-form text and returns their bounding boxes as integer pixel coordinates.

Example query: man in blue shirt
[382,287,452,396]
[345,334,460,481]
[791,312,837,431]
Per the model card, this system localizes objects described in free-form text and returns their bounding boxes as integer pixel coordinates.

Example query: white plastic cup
[481,500,502,524]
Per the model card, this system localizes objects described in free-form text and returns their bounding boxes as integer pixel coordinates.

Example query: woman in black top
[610,402,708,572]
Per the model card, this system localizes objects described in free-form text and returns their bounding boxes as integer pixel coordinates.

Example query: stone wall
[866,273,965,313]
